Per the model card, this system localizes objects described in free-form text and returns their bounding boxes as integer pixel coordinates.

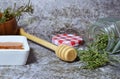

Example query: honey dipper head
[55,45,77,62]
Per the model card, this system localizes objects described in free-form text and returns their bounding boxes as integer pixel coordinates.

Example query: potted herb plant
[0,0,33,35]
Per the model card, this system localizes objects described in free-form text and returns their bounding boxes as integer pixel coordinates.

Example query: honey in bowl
[0,42,23,49]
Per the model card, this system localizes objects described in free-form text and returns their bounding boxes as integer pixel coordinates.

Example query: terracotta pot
[0,13,2,18]
[0,13,18,35]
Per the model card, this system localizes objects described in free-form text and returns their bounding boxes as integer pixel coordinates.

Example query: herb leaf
[0,0,33,24]
[92,33,108,50]
[77,47,109,69]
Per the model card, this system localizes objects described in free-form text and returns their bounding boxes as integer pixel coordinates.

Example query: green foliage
[77,47,109,69]
[77,33,109,69]
[0,0,33,24]
[93,33,108,50]
[77,32,120,69]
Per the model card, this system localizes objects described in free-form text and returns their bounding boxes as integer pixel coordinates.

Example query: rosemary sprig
[77,47,109,69]
[93,33,108,50]
[77,32,120,69]
[0,0,33,24]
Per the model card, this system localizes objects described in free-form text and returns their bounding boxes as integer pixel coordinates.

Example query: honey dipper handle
[20,28,57,51]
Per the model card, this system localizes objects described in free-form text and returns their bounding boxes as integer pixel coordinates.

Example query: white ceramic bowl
[0,36,30,65]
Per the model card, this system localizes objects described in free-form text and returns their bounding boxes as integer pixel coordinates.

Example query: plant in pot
[0,0,33,35]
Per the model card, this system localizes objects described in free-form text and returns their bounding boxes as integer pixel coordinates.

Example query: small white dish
[0,36,30,65]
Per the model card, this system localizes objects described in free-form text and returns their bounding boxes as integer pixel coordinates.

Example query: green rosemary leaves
[93,33,108,50]
[77,32,120,69]
[77,47,109,69]
[77,33,109,69]
[0,0,33,24]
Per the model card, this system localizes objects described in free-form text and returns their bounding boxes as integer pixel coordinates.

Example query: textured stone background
[0,0,120,79]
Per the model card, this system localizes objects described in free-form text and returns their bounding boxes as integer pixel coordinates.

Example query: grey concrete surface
[0,0,120,79]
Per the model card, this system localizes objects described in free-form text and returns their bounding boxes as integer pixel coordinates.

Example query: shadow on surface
[26,48,37,64]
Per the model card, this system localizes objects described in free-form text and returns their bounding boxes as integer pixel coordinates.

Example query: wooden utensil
[20,28,77,62]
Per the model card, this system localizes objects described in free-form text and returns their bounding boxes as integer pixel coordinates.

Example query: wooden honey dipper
[20,28,77,62]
